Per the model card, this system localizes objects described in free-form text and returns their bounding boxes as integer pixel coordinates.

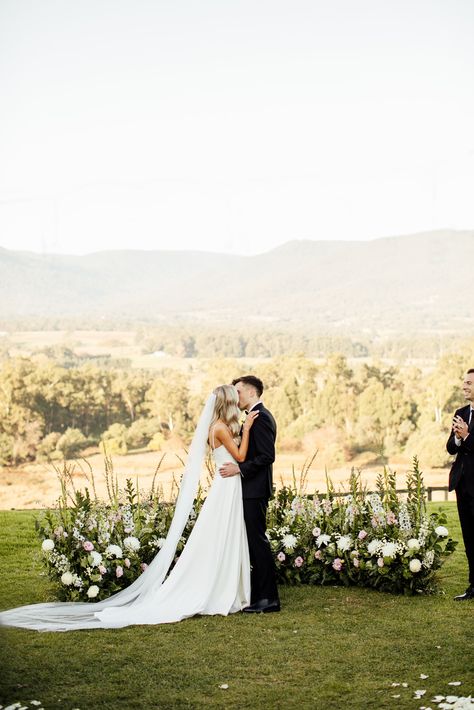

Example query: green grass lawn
[1,503,473,710]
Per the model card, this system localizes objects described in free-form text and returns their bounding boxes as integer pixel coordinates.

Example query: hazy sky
[1,0,473,255]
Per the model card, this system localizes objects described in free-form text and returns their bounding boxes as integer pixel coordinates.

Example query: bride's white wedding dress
[0,395,250,631]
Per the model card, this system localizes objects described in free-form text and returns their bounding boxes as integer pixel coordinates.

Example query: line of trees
[1,348,473,468]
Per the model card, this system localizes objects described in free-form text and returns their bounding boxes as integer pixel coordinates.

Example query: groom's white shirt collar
[248,400,262,413]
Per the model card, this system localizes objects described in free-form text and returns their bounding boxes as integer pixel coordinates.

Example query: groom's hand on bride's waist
[219,463,241,478]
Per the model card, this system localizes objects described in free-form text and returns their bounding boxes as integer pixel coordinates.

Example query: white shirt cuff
[454,435,462,446]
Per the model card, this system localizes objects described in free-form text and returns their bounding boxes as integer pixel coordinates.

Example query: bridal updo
[210,385,242,441]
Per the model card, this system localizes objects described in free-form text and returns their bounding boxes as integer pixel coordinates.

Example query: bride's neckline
[211,445,225,452]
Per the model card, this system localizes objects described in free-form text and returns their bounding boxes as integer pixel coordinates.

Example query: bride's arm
[214,414,258,462]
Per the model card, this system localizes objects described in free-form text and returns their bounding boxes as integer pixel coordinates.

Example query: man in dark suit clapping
[447,368,474,601]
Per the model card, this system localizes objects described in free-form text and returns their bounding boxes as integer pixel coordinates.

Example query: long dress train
[0,397,250,631]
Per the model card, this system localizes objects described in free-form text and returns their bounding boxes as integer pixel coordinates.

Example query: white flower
[337,535,352,553]
[41,539,55,552]
[409,558,422,573]
[367,539,382,556]
[422,550,435,569]
[123,536,141,552]
[407,538,420,551]
[61,571,74,586]
[105,544,123,558]
[157,537,166,549]
[381,541,398,559]
[89,551,103,567]
[87,585,100,598]
[282,534,298,552]
[316,534,331,548]
[435,525,449,537]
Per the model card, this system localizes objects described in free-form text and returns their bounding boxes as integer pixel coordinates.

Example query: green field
[0,504,473,709]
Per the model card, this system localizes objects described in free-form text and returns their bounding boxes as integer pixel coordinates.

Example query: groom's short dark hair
[232,375,264,397]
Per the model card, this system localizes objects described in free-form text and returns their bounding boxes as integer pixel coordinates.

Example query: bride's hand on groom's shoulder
[243,411,259,431]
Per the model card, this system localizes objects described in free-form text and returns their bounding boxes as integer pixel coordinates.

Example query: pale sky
[0,0,473,256]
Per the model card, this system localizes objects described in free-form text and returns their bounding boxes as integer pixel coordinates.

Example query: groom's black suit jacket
[446,404,474,494]
[240,403,277,500]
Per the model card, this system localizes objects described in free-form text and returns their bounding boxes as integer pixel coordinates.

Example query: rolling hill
[1,229,473,332]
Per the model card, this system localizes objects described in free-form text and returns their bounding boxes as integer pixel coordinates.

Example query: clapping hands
[453,415,469,440]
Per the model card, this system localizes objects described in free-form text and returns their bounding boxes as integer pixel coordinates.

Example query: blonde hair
[209,384,241,443]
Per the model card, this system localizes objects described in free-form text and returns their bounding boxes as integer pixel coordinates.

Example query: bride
[0,385,258,631]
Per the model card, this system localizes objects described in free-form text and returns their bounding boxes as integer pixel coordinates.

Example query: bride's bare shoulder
[212,420,229,436]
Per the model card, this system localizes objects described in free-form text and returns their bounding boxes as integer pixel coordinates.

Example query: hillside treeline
[1,351,473,469]
[0,322,471,361]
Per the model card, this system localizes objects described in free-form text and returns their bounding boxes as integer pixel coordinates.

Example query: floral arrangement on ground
[36,455,457,601]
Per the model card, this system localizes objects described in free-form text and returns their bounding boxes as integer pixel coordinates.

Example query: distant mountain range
[1,230,473,332]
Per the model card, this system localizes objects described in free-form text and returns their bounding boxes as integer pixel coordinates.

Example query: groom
[219,375,280,613]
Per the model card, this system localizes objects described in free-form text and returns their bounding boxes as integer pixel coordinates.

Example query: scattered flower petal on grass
[420,674,430,679]
[219,684,229,690]
[448,683,462,687]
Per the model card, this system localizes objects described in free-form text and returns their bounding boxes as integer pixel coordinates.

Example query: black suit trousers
[243,498,279,603]
[456,475,474,587]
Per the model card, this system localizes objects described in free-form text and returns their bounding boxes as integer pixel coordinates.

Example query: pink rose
[140,563,148,572]
[314,550,322,560]
[124,558,131,569]
[116,565,123,578]
[277,551,286,562]
[332,558,343,572]
[353,557,360,568]
[386,511,397,525]
[98,565,107,575]
[312,527,321,537]
[294,556,304,568]
[371,517,378,528]
[83,541,94,552]
[377,557,384,568]
[358,530,367,540]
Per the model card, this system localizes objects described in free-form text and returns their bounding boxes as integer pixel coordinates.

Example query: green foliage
[267,460,457,594]
[100,423,128,455]
[56,428,87,458]
[0,348,471,470]
[35,459,457,601]
[125,416,159,448]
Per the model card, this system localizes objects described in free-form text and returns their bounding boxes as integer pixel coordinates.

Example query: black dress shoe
[243,598,281,613]
[454,587,474,601]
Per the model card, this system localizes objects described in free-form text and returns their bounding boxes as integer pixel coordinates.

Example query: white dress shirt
[248,400,263,413]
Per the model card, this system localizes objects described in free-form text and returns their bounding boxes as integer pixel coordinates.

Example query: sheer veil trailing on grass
[0,394,221,632]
